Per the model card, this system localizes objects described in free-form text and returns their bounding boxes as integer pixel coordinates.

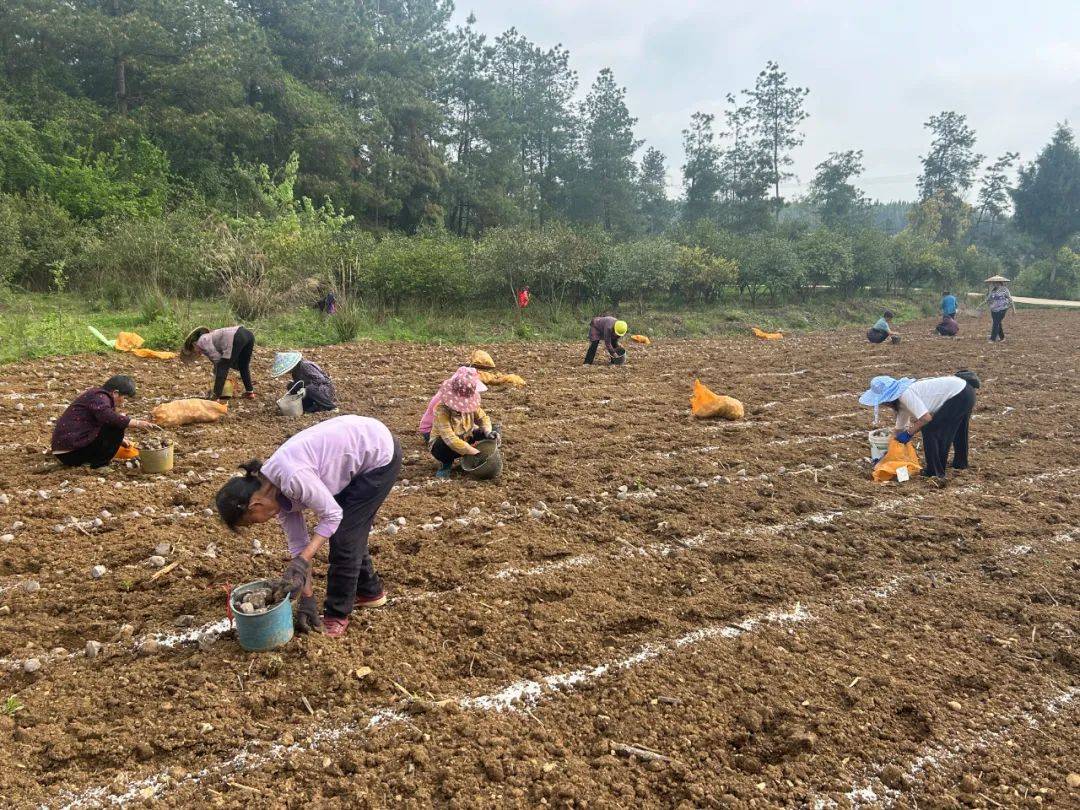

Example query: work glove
[294,594,323,634]
[896,431,912,444]
[280,556,311,598]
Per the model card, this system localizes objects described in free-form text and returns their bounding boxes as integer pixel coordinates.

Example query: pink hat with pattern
[438,366,486,413]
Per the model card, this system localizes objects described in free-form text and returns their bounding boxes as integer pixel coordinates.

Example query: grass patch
[0,290,939,364]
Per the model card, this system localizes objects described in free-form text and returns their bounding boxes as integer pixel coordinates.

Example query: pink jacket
[418,393,441,435]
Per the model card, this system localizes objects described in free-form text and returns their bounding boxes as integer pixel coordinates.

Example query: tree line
[1,0,1078,305]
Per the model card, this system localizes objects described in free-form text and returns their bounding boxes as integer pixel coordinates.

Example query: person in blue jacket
[940,290,958,318]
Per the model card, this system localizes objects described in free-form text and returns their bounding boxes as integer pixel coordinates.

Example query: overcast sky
[452,0,1080,201]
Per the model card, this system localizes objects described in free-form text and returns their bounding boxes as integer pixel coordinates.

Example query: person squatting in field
[859,371,980,484]
[867,310,900,344]
[270,351,337,413]
[214,415,401,639]
[584,316,628,364]
[51,375,155,468]
[935,313,960,336]
[427,366,498,479]
[181,326,256,400]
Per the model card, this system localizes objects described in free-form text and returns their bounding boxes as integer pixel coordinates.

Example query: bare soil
[0,311,1077,808]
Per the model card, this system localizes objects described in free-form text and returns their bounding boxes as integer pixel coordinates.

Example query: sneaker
[435,464,453,479]
[323,616,349,638]
[355,590,387,609]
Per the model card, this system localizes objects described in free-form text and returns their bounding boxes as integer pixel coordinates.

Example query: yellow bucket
[140,442,174,474]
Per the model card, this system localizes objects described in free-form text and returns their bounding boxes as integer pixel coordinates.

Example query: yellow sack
[152,398,228,428]
[478,370,526,388]
[631,334,651,345]
[131,347,178,360]
[690,379,744,420]
[752,326,783,340]
[871,439,922,482]
[470,349,496,369]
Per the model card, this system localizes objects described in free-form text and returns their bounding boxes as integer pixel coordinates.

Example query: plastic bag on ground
[752,326,783,340]
[631,334,651,345]
[152,399,228,428]
[871,438,922,482]
[690,379,744,420]
[113,444,139,461]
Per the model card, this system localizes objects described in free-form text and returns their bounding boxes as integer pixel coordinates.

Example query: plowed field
[0,310,1077,808]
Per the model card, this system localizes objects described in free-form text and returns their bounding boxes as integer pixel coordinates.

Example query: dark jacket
[51,388,130,452]
[588,316,620,358]
[291,360,336,412]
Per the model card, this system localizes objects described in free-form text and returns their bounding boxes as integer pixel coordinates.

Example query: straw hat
[469,349,496,370]
[438,366,486,413]
[183,326,209,349]
[984,275,1010,284]
[271,351,303,378]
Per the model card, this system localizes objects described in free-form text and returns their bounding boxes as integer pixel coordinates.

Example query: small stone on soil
[148,555,167,568]
[23,658,41,673]
[947,700,963,712]
[91,565,107,579]
[175,614,194,628]
[85,640,103,659]
[20,580,41,594]
[960,774,981,793]
[153,542,171,556]
[0,534,13,542]
[1066,773,1080,789]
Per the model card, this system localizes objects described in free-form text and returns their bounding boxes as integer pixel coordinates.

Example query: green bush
[5,190,95,289]
[1016,248,1080,300]
[328,299,364,343]
[604,237,678,310]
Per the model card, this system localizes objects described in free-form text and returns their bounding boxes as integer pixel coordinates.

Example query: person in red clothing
[517,287,530,309]
[51,376,154,468]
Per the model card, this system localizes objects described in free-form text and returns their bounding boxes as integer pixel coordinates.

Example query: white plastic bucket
[868,428,891,461]
[277,382,305,417]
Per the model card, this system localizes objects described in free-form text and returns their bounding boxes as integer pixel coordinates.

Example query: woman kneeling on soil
[584,316,628,365]
[934,313,959,337]
[51,375,155,468]
[270,352,337,413]
[181,326,256,400]
[859,372,979,484]
[429,367,496,478]
[214,415,401,638]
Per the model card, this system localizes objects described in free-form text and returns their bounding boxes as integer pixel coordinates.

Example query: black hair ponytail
[214,459,264,529]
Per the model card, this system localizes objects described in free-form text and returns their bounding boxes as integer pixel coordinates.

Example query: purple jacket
[51,388,130,452]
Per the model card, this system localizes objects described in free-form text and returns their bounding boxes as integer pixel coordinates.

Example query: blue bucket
[231,580,294,651]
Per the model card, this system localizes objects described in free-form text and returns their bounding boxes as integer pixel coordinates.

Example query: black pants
[920,384,975,478]
[213,327,255,397]
[867,328,888,344]
[57,424,126,469]
[324,439,402,618]
[431,429,485,465]
[584,340,620,365]
[990,310,1006,341]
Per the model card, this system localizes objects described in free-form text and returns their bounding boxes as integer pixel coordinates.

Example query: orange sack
[871,438,922,482]
[751,326,783,340]
[631,334,652,346]
[112,444,139,461]
[152,399,228,428]
[690,379,744,420]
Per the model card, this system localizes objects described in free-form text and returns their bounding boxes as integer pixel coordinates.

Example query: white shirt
[895,376,967,430]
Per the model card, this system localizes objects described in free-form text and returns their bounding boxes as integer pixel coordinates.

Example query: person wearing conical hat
[429,367,495,479]
[584,316,628,365]
[978,275,1015,343]
[180,326,256,400]
[271,352,336,413]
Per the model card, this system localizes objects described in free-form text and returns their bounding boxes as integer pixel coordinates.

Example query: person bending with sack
[584,316,628,364]
[181,326,256,400]
[214,415,401,639]
[859,372,978,485]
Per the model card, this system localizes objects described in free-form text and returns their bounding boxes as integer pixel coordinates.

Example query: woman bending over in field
[214,415,401,638]
[181,326,256,400]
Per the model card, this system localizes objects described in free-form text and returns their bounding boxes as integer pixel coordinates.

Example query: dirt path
[0,311,1076,808]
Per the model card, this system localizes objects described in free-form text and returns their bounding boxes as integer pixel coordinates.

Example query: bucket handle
[285,380,305,397]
